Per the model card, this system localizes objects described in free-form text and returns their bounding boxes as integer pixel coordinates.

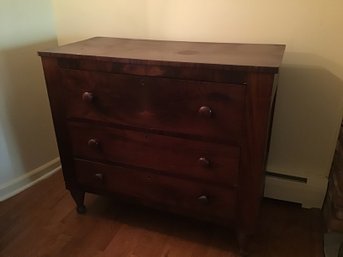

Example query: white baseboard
[264,172,328,208]
[0,157,61,202]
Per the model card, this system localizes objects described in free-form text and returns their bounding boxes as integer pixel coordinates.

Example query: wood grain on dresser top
[38,37,285,73]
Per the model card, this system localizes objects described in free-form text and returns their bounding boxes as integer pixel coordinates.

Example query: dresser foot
[70,189,86,214]
[76,205,87,214]
[237,231,250,256]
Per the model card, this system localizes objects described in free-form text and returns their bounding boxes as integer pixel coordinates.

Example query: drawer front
[68,122,240,187]
[61,69,245,140]
[74,159,237,222]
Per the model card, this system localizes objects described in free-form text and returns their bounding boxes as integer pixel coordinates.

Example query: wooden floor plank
[0,171,324,257]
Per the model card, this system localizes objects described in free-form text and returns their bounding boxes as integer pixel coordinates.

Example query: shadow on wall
[0,39,59,181]
[268,53,343,177]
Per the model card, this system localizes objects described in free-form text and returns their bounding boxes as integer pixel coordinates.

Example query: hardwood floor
[0,171,324,257]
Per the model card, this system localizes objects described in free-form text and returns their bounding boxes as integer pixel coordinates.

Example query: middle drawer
[67,122,240,187]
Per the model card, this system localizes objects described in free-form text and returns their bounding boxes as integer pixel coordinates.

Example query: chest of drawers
[39,37,285,254]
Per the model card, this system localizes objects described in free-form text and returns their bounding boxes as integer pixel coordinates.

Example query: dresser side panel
[40,57,77,190]
[238,72,277,234]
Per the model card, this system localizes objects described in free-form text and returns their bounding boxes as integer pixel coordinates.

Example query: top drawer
[61,69,246,140]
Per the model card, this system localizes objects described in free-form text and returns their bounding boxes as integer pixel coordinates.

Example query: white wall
[52,0,343,205]
[0,0,59,198]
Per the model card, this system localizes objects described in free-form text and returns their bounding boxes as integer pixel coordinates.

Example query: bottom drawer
[74,159,237,223]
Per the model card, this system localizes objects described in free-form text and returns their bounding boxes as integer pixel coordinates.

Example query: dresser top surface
[39,37,285,73]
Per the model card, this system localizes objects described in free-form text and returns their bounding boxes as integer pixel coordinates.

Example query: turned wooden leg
[70,189,86,214]
[237,231,250,256]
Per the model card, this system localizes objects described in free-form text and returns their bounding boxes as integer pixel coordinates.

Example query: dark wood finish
[60,69,246,141]
[38,37,285,255]
[74,159,237,223]
[0,172,324,257]
[236,72,277,238]
[67,122,240,187]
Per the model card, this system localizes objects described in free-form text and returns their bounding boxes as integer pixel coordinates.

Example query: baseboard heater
[264,171,327,208]
[265,171,308,183]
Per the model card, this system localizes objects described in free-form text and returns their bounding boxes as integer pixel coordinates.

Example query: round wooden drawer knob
[198,106,212,118]
[82,91,94,103]
[197,195,209,204]
[198,157,211,168]
[88,138,99,149]
[94,173,104,181]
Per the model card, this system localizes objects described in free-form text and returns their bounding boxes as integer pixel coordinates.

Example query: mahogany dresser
[39,37,285,254]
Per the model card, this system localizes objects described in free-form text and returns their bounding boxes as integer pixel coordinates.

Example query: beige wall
[52,0,343,180]
[0,0,58,186]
